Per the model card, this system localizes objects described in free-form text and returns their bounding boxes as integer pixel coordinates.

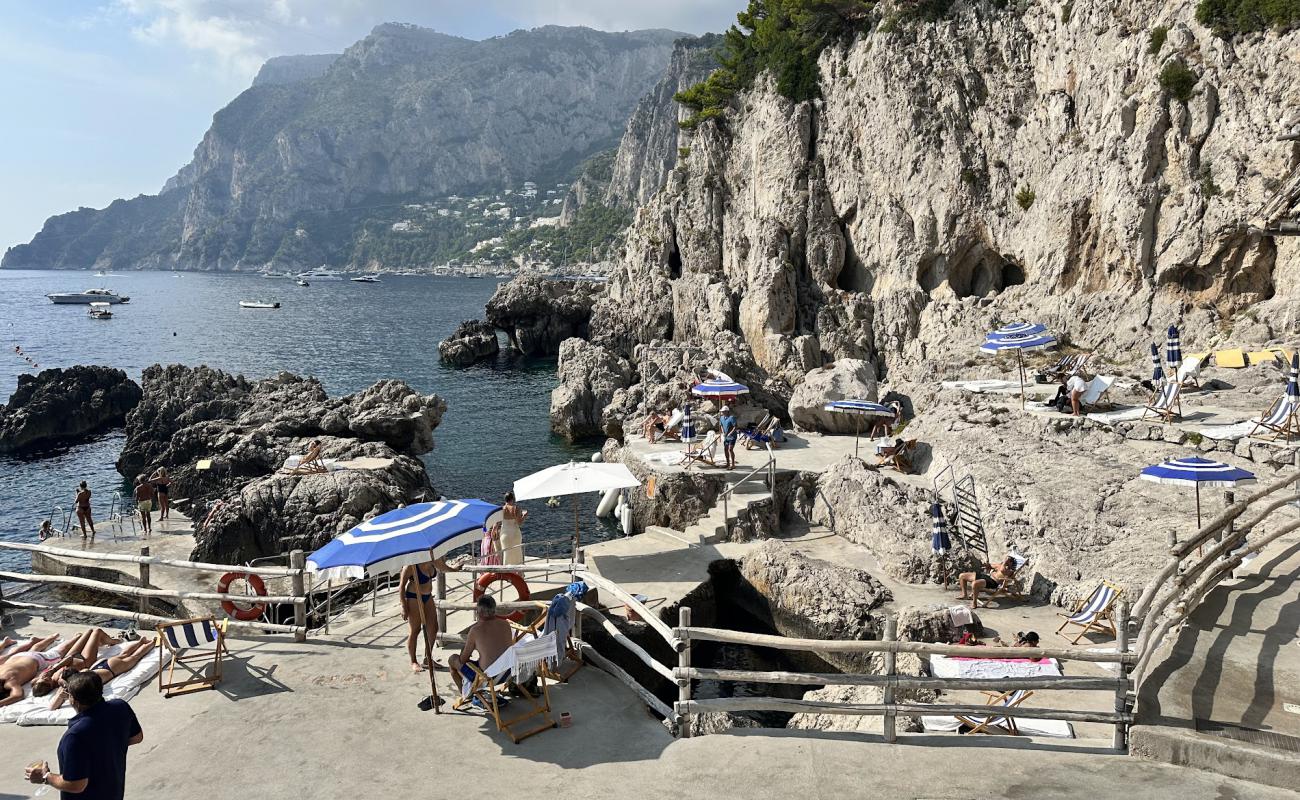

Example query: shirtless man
[0,636,59,667]
[44,638,157,709]
[957,556,1019,610]
[0,629,119,707]
[449,596,515,697]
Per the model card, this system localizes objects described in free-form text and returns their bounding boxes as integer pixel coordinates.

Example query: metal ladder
[933,465,989,558]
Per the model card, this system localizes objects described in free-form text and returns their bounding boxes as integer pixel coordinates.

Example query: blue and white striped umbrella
[986,322,1048,341]
[1166,325,1183,372]
[824,399,895,457]
[1150,342,1164,386]
[306,499,501,581]
[930,502,952,554]
[1139,456,1255,529]
[979,325,1057,408]
[1288,352,1299,398]
[691,374,750,398]
[679,402,696,442]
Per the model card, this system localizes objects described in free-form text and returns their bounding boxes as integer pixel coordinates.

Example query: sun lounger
[680,430,720,468]
[1249,395,1300,441]
[455,632,559,743]
[954,689,1034,735]
[157,616,228,698]
[1055,582,1123,644]
[740,416,776,450]
[1140,381,1181,423]
[876,439,917,473]
[989,553,1029,602]
[1080,375,1115,410]
[1176,354,1204,388]
[1214,349,1247,369]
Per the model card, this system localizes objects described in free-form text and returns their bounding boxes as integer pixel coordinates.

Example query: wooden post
[723,488,729,540]
[1114,599,1130,752]
[1222,491,1234,550]
[883,616,898,743]
[678,606,692,739]
[435,569,447,645]
[289,549,306,643]
[137,546,151,615]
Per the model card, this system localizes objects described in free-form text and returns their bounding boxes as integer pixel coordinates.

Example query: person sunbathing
[1,629,120,707]
[0,635,58,667]
[642,412,667,443]
[287,439,328,474]
[44,638,157,709]
[877,439,913,473]
[449,595,515,699]
[956,557,1019,610]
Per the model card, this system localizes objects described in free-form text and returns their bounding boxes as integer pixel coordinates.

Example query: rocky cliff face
[552,0,1299,441]
[485,274,604,355]
[0,367,141,453]
[4,25,681,271]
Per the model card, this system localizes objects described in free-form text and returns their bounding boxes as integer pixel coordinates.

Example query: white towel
[947,606,973,627]
[1194,420,1259,441]
[1086,408,1148,424]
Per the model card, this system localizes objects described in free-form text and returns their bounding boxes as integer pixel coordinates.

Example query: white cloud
[109,0,741,81]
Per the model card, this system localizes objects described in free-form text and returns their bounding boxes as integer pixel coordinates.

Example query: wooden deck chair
[680,430,720,468]
[514,599,583,682]
[1140,381,1182,422]
[741,416,777,450]
[455,632,559,743]
[1176,354,1205,389]
[876,439,917,473]
[1042,354,1071,376]
[157,616,228,698]
[955,689,1034,735]
[1080,376,1115,411]
[1070,352,1093,376]
[1249,395,1300,441]
[1055,581,1123,644]
[989,553,1029,602]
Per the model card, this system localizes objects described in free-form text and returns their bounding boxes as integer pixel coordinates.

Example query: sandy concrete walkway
[1,611,1292,800]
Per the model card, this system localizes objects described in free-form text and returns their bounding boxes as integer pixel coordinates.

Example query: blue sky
[0,1,741,250]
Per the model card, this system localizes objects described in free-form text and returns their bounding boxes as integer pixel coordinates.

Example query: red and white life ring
[218,571,268,621]
[472,571,530,622]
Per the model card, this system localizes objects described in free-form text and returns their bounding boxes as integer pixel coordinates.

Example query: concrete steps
[643,482,771,547]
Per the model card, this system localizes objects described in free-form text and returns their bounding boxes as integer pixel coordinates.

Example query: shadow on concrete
[716,726,1119,755]
[215,657,293,702]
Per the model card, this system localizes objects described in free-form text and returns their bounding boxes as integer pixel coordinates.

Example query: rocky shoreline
[0,366,142,453]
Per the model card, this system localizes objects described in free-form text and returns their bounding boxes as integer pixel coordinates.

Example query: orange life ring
[472,571,530,622]
[218,571,268,621]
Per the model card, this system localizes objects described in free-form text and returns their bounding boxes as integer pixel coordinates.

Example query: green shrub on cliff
[676,0,877,129]
[1196,0,1300,36]
[1158,61,1199,103]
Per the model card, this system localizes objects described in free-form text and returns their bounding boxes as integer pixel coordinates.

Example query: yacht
[350,274,381,283]
[297,266,345,281]
[47,288,130,304]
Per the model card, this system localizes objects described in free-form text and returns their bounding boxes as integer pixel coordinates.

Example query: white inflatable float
[596,487,620,518]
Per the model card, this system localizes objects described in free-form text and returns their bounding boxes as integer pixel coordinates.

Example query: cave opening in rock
[835,220,871,293]
[1001,262,1025,288]
[944,243,1022,299]
[667,232,683,280]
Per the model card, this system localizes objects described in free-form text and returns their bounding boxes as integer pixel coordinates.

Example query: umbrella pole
[419,546,442,714]
[855,416,860,459]
[573,495,581,562]
[1018,349,1026,410]
[1195,485,1203,557]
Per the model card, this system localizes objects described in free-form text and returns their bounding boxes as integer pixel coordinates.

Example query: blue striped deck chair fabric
[1250,395,1300,441]
[1055,582,1122,644]
[955,689,1034,735]
[1140,381,1182,422]
[157,616,228,698]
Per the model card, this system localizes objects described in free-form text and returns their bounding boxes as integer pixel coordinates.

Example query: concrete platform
[1,611,1293,800]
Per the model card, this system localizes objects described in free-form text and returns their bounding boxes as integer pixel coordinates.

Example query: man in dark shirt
[25,671,143,799]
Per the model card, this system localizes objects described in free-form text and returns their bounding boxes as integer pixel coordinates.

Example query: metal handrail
[721,444,776,539]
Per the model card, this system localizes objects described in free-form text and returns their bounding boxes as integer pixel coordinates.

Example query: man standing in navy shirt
[25,671,143,799]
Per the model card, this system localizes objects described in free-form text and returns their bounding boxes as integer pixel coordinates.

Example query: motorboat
[298,266,344,281]
[296,279,310,287]
[350,274,381,283]
[239,300,281,309]
[47,288,129,304]
[87,302,113,319]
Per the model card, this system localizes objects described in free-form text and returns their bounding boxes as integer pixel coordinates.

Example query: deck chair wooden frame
[1140,382,1182,423]
[1248,395,1300,442]
[516,604,583,683]
[454,633,558,743]
[1080,376,1116,412]
[1055,581,1123,644]
[955,689,1034,735]
[157,616,228,698]
[740,416,776,450]
[876,439,917,473]
[1176,354,1204,389]
[680,430,720,469]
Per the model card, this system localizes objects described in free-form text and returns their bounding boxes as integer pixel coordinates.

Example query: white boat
[47,288,130,304]
[298,267,344,281]
[350,274,381,283]
[239,301,281,309]
[87,302,113,319]
[296,279,310,287]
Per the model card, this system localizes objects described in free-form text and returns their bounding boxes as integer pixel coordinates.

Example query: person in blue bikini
[399,557,459,673]
[44,638,157,710]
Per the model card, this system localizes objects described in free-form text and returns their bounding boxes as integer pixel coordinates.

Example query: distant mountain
[4,24,683,271]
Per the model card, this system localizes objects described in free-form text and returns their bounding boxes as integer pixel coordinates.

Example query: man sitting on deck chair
[956,556,1019,610]
[450,596,517,705]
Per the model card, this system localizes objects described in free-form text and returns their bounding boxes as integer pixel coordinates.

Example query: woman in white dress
[499,492,527,564]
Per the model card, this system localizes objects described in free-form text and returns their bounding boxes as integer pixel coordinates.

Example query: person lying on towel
[450,596,516,700]
[42,638,158,710]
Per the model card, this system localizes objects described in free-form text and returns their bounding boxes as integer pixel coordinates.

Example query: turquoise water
[0,269,606,571]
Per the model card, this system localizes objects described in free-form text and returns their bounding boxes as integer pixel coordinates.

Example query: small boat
[87,302,113,320]
[239,301,281,309]
[296,279,310,287]
[350,274,381,283]
[47,288,129,304]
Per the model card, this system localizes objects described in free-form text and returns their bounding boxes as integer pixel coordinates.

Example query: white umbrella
[514,461,641,557]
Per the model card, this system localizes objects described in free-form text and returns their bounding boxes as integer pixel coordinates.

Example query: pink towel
[950,656,1051,663]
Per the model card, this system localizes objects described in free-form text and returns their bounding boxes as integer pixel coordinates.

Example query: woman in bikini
[74,481,94,539]
[399,557,458,673]
[5,629,121,706]
[45,638,157,710]
[149,467,172,520]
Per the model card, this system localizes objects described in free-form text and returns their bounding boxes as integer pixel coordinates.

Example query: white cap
[720,405,730,413]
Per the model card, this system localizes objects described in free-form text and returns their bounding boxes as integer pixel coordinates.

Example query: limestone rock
[0,367,141,453]
[550,338,633,440]
[485,274,604,356]
[437,320,499,366]
[788,359,880,432]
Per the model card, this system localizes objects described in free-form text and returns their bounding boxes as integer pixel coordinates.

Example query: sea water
[0,269,606,571]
